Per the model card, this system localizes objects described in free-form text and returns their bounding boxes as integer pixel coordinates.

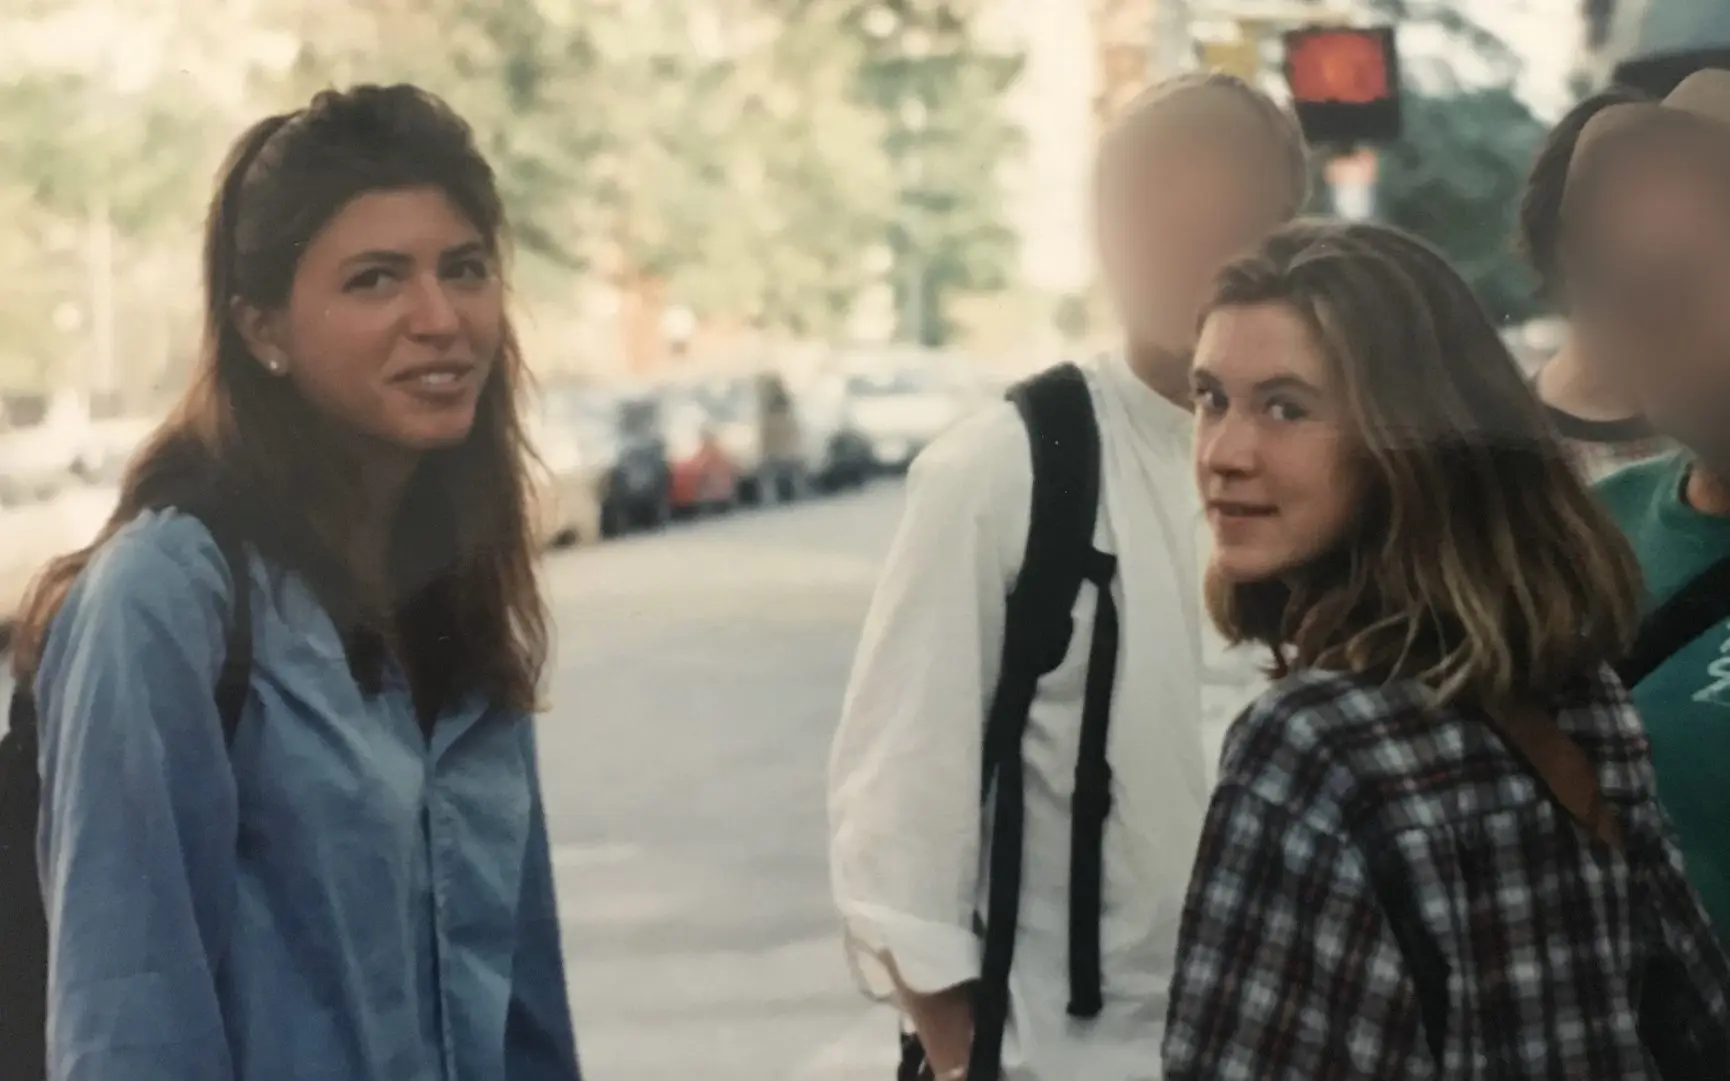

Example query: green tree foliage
[0,58,220,391]
[1,0,1025,393]
[1374,86,1546,326]
[846,0,1023,345]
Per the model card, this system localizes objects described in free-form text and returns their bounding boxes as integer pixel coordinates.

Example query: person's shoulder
[1594,448,1686,520]
[1220,669,1418,824]
[34,508,240,697]
[73,507,234,617]
[911,397,1027,476]
[905,393,1031,507]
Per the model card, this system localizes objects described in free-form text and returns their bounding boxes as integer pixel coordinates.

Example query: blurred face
[1192,302,1359,583]
[1565,145,1730,464]
[240,186,503,453]
[1097,127,1289,355]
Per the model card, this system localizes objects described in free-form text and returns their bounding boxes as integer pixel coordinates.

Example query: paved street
[538,481,907,1081]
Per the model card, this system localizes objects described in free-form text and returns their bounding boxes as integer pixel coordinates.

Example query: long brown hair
[13,84,548,716]
[1204,220,1642,706]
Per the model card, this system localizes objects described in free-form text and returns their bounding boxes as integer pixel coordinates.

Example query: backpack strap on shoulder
[179,505,254,745]
[1617,554,1730,690]
[1065,544,1117,1019]
[969,362,1105,1081]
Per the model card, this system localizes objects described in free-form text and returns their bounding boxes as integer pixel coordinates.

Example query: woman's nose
[1199,411,1257,476]
[407,276,461,338]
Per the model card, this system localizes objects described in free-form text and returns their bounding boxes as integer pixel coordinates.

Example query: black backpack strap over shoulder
[1348,812,1449,1065]
[1617,554,1730,690]
[1064,545,1117,1019]
[183,506,254,744]
[967,362,1106,1081]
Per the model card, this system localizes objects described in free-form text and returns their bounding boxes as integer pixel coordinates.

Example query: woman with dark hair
[1519,84,1669,477]
[1162,220,1730,1078]
[14,85,579,1079]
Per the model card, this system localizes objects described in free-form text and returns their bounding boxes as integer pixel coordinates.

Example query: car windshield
[682,382,745,422]
[846,371,936,397]
[618,399,658,438]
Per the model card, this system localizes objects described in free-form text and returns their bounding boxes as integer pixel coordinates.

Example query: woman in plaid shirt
[1163,220,1730,1079]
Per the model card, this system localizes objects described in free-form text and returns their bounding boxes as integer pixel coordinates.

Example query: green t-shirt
[1598,451,1730,944]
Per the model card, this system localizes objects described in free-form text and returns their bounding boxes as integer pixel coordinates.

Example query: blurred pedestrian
[1166,219,1730,1080]
[829,72,1306,1081]
[1561,68,1730,951]
[1518,85,1670,478]
[3,85,579,1081]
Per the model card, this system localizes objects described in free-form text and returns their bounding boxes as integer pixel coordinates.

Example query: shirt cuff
[839,900,980,1000]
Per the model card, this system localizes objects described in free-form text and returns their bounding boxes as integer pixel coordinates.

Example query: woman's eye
[447,258,491,282]
[1192,387,1226,413]
[1266,398,1308,422]
[346,267,395,292]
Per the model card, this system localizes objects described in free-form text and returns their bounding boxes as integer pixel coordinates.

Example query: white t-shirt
[828,353,1264,1081]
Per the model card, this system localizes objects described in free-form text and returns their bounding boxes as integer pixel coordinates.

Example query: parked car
[69,416,155,483]
[687,374,808,505]
[661,388,739,517]
[525,405,603,549]
[0,473,115,633]
[793,372,874,491]
[544,387,671,539]
[0,487,62,632]
[842,366,967,472]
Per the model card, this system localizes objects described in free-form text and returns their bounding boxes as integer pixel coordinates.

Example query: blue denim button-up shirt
[34,510,580,1081]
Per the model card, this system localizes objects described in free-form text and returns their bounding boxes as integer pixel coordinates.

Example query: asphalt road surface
[539,481,906,1081]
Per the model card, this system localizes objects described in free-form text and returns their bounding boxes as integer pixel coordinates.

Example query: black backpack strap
[1065,546,1117,1019]
[969,362,1102,1081]
[1355,818,1448,1064]
[1617,554,1730,690]
[179,505,254,744]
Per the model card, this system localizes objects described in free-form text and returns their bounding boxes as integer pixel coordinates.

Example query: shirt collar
[1099,347,1192,450]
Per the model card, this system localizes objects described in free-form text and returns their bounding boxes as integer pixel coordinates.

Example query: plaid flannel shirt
[1162,667,1730,1081]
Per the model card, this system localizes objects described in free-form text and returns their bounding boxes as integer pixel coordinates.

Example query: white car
[0,478,117,631]
[843,369,966,472]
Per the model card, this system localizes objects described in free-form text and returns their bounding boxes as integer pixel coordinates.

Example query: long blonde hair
[1205,220,1642,706]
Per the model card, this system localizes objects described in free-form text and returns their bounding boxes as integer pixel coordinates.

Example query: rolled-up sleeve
[34,518,241,1081]
[827,406,1030,999]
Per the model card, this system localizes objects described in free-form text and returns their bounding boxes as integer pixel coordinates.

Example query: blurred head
[15,84,547,711]
[1095,73,1308,357]
[1194,220,1641,704]
[1517,84,1650,297]
[1515,90,1657,428]
[1562,72,1730,471]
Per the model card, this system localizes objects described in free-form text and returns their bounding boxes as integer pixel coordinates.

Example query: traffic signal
[1282,26,1401,144]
